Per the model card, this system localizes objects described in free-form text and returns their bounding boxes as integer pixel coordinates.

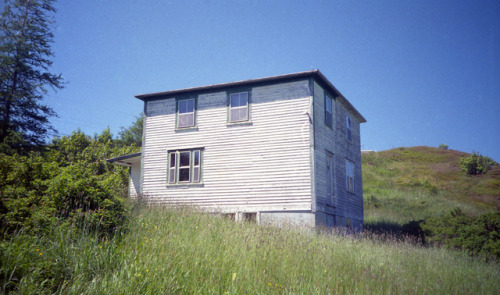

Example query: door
[326,153,335,207]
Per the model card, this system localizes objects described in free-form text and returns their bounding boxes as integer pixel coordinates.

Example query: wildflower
[146,269,149,273]
[39,253,43,256]
[137,273,141,277]
[232,272,237,282]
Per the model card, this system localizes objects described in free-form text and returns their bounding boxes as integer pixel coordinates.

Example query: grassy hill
[2,207,499,294]
[362,146,500,226]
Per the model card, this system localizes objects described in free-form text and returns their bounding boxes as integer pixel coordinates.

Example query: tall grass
[2,207,499,294]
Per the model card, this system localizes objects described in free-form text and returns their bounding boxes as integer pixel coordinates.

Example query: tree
[116,114,143,147]
[0,0,63,151]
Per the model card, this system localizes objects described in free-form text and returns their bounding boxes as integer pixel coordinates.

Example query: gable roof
[135,70,366,123]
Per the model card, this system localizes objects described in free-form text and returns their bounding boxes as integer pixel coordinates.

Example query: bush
[421,209,500,260]
[459,152,496,175]
[0,130,138,236]
[438,144,448,150]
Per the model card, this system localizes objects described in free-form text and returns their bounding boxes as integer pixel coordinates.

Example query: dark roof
[106,152,142,167]
[135,70,366,123]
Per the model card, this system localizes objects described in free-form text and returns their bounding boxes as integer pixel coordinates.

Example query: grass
[362,146,500,227]
[2,206,500,294]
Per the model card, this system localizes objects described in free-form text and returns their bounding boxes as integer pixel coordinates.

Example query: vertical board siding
[313,81,364,222]
[141,80,313,212]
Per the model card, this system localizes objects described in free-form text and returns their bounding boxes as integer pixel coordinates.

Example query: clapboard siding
[141,80,313,212]
[312,81,364,224]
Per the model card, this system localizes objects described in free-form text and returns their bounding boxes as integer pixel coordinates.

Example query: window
[326,153,335,206]
[346,115,352,141]
[346,160,355,192]
[177,98,195,128]
[229,92,249,122]
[168,149,202,184]
[325,95,333,127]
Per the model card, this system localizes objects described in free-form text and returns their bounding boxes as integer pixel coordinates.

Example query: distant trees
[0,0,63,152]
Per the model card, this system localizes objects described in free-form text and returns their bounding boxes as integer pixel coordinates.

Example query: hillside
[362,146,500,225]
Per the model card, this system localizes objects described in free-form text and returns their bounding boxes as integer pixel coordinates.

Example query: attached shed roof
[135,70,366,123]
[106,152,142,167]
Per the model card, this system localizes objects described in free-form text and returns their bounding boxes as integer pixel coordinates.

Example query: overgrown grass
[362,147,500,227]
[2,207,499,294]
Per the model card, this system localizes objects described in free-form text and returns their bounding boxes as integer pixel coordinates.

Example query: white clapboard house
[108,70,366,229]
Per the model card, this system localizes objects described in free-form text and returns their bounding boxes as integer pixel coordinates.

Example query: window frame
[167,148,203,185]
[176,97,197,129]
[227,90,251,124]
[345,159,355,192]
[346,115,352,142]
[325,94,333,128]
[326,152,336,206]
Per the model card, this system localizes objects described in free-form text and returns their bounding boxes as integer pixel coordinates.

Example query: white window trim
[167,148,203,185]
[177,98,196,129]
[228,91,250,123]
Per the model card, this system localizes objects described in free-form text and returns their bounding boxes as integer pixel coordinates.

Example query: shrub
[438,144,449,150]
[421,209,500,260]
[0,130,138,237]
[459,152,496,175]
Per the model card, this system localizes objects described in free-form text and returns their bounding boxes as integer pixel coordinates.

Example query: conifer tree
[0,0,63,150]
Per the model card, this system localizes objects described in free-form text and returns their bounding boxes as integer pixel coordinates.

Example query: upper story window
[346,115,352,141]
[346,159,355,192]
[325,95,333,127]
[177,98,195,128]
[168,149,202,184]
[229,92,249,123]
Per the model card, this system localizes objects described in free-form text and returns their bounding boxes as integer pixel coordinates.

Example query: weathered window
[177,98,195,128]
[167,149,202,184]
[325,95,333,127]
[346,115,352,141]
[346,160,355,192]
[229,92,249,122]
[326,153,335,206]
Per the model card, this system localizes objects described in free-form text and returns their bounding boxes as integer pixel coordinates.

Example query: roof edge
[135,69,366,123]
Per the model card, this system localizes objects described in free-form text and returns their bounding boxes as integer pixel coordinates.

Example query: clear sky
[43,0,500,161]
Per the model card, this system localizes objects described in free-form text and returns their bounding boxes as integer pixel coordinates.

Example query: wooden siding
[129,162,141,197]
[141,80,313,212]
[312,81,364,223]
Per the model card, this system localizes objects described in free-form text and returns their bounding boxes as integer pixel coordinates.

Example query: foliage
[438,144,449,150]
[421,209,500,260]
[1,207,499,294]
[116,114,143,147]
[459,152,496,175]
[0,0,64,150]
[0,129,138,236]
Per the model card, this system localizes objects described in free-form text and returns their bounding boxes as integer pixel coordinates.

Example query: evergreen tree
[0,0,63,151]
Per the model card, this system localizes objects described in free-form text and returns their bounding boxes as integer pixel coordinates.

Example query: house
[108,70,366,230]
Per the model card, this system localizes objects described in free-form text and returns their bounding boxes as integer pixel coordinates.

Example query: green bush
[438,144,448,150]
[0,130,138,236]
[421,209,500,260]
[459,152,496,175]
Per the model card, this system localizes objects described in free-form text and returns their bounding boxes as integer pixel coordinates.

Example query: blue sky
[44,0,500,161]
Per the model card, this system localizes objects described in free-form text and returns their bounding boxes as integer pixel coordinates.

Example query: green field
[2,145,499,294]
[2,207,499,294]
[362,146,499,226]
